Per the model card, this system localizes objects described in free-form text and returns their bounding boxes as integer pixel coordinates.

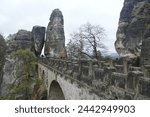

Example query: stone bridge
[38,57,150,100]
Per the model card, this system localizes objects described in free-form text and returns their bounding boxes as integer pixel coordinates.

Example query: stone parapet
[38,57,150,99]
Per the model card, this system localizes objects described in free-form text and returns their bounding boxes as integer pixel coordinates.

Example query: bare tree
[67,22,106,60]
[66,40,79,59]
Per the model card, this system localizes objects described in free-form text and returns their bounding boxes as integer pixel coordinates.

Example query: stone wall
[38,63,101,100]
[39,57,150,99]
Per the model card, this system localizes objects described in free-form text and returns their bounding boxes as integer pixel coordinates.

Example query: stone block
[139,77,150,97]
[94,68,104,81]
[127,71,143,91]
[129,66,141,71]
[82,66,89,76]
[111,72,127,89]
[115,65,124,73]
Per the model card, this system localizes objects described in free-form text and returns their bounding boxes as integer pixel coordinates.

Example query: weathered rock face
[0,35,6,71]
[0,34,6,94]
[1,30,34,97]
[140,25,150,65]
[0,35,6,69]
[32,26,46,56]
[1,28,47,98]
[0,57,15,96]
[1,50,38,99]
[115,0,150,58]
[7,30,33,53]
[45,9,65,57]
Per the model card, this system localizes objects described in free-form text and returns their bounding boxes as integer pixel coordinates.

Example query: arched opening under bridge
[48,80,65,100]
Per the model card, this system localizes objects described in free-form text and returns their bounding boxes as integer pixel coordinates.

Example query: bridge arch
[48,80,65,100]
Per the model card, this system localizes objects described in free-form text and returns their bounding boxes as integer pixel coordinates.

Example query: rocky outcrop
[0,57,15,96]
[45,9,65,57]
[1,30,34,97]
[1,9,68,98]
[115,0,150,58]
[0,34,6,70]
[0,35,6,72]
[32,26,46,56]
[7,30,33,53]
[0,34,6,94]
[140,25,150,65]
[1,49,38,99]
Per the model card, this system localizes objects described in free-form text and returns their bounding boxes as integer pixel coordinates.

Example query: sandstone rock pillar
[45,9,65,57]
[32,26,46,56]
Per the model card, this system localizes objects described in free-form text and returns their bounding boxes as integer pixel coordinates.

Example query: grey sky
[0,0,124,53]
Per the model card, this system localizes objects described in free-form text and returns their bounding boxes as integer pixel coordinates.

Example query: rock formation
[0,34,6,94]
[140,25,150,65]
[1,30,34,97]
[7,30,33,54]
[45,9,65,57]
[32,26,46,56]
[0,57,15,96]
[0,35,6,68]
[0,9,67,99]
[0,35,6,72]
[115,0,150,58]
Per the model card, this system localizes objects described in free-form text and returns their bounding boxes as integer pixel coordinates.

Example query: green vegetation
[6,49,37,99]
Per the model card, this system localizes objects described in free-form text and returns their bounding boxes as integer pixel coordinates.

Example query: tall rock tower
[45,9,65,57]
[115,0,150,59]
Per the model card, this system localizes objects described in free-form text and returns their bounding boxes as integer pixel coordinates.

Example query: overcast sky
[0,0,124,53]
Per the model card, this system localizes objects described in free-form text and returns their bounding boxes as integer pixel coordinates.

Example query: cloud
[0,0,124,52]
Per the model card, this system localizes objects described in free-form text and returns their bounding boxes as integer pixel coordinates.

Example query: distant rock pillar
[45,9,65,57]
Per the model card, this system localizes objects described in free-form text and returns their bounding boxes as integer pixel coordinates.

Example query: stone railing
[38,57,150,99]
